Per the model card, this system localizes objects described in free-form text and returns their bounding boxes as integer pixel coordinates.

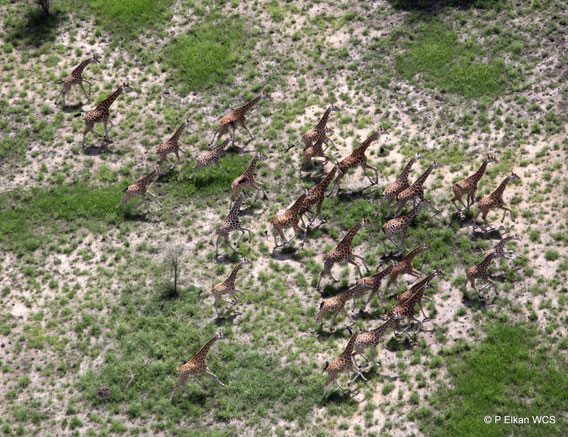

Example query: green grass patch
[164,20,246,93]
[80,0,174,34]
[395,22,512,97]
[418,323,568,436]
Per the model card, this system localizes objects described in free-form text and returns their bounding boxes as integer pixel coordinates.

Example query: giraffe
[394,269,445,320]
[475,172,520,226]
[354,263,396,310]
[170,333,228,401]
[484,234,520,259]
[55,56,100,107]
[116,168,163,212]
[215,193,252,257]
[210,258,251,317]
[208,93,269,146]
[298,166,338,228]
[323,329,367,397]
[389,282,437,338]
[380,200,430,254]
[315,283,372,330]
[301,129,337,170]
[451,155,498,214]
[329,129,389,194]
[317,219,372,290]
[80,83,133,148]
[300,105,340,150]
[392,160,441,216]
[380,153,423,212]
[193,138,234,178]
[157,119,191,169]
[385,244,432,290]
[270,191,316,248]
[230,153,268,204]
[465,252,504,298]
[351,314,404,368]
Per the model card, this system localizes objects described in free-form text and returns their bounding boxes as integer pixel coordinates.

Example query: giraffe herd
[56,58,523,399]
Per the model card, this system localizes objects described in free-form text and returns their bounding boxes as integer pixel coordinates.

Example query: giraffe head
[215,332,229,341]
[239,257,251,266]
[90,55,101,64]
[256,152,268,161]
[391,313,404,321]
[508,234,521,242]
[413,152,424,162]
[485,155,498,164]
[509,171,520,181]
[376,127,389,136]
[260,92,271,100]
[183,118,191,127]
[120,83,133,92]
[360,218,372,228]
[329,104,340,112]
[153,167,164,177]
[421,244,433,251]
[392,260,403,269]
[433,268,445,279]
[430,160,441,170]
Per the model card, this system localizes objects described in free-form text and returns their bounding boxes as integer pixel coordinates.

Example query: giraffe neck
[315,107,332,131]
[72,59,92,76]
[402,246,426,262]
[341,331,360,358]
[470,161,488,183]
[229,195,245,216]
[397,157,418,183]
[225,263,243,286]
[353,132,379,155]
[244,155,260,175]
[237,95,262,115]
[404,202,425,221]
[371,265,394,282]
[479,253,497,270]
[338,222,362,248]
[314,167,337,193]
[413,163,435,188]
[170,121,187,143]
[372,316,397,335]
[496,236,515,251]
[193,336,218,362]
[139,171,157,187]
[491,176,511,199]
[97,87,123,110]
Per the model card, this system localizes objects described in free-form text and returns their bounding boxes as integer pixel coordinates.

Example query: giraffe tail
[285,143,298,153]
[73,112,83,118]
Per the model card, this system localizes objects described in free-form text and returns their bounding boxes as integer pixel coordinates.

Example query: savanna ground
[0,0,567,436]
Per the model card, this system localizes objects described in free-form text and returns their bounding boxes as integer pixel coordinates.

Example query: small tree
[164,243,184,296]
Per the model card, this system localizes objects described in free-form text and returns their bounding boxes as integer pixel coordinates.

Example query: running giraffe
[299,105,340,150]
[465,252,504,298]
[80,83,133,148]
[317,219,372,290]
[352,263,396,310]
[323,329,367,397]
[270,191,316,248]
[117,168,163,212]
[451,155,498,214]
[209,93,269,146]
[392,160,441,216]
[230,153,268,205]
[193,138,234,178]
[215,193,252,257]
[330,129,389,194]
[380,200,430,254]
[352,314,403,368]
[385,244,432,290]
[380,153,423,212]
[157,119,191,169]
[394,269,444,321]
[298,166,338,228]
[315,283,372,331]
[484,234,520,259]
[170,333,228,401]
[210,258,251,317]
[55,56,100,107]
[475,172,520,226]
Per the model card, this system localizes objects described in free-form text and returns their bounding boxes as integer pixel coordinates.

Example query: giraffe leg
[216,162,227,174]
[393,200,406,217]
[364,163,379,186]
[500,206,512,222]
[242,122,254,141]
[215,235,223,256]
[343,307,355,323]
[79,82,89,99]
[347,258,363,278]
[204,369,224,387]
[170,384,181,402]
[146,191,162,208]
[351,254,369,273]
[83,79,93,96]
[329,171,346,196]
[329,312,337,330]
[208,164,213,178]
[82,124,93,148]
[334,380,347,391]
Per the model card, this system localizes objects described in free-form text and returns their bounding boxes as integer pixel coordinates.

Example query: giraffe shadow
[239,205,261,217]
[323,390,360,404]
[61,103,83,113]
[227,144,254,154]
[315,326,353,339]
[213,253,240,265]
[214,311,240,325]
[336,187,372,201]
[461,293,495,309]
[123,211,149,222]
[83,141,114,156]
[271,247,297,260]
[176,390,207,406]
[385,335,415,351]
